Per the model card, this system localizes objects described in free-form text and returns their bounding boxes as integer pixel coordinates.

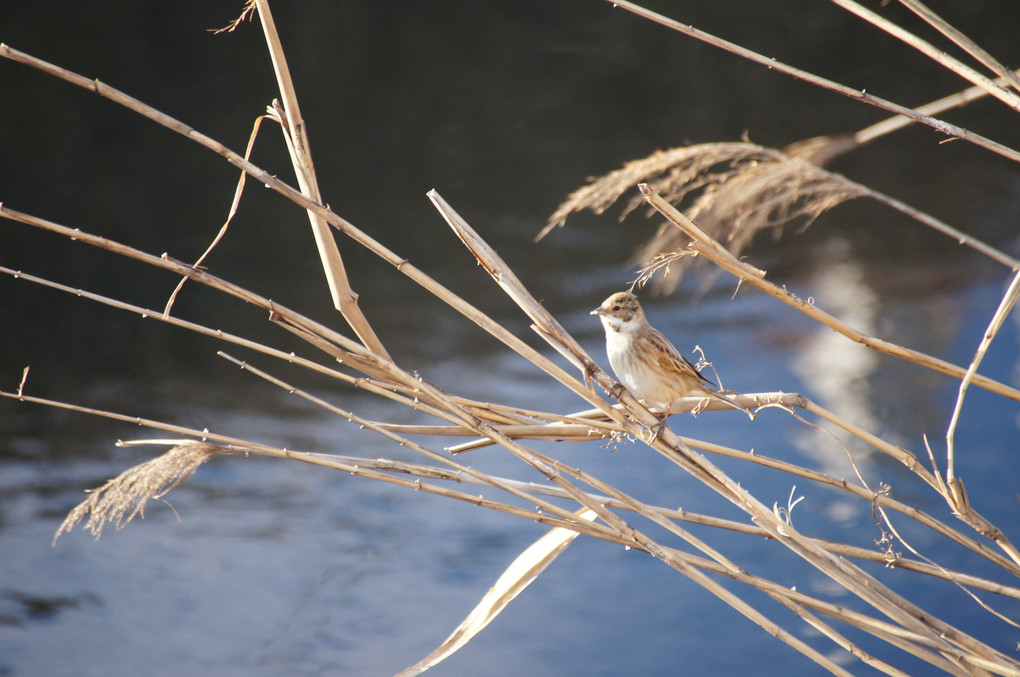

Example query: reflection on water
[4,1,1020,675]
[792,237,882,473]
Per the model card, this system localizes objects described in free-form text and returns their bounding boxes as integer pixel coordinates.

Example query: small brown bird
[591,291,743,416]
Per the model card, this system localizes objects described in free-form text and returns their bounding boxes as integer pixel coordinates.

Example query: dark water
[3,2,1020,675]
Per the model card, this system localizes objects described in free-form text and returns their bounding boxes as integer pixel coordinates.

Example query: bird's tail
[708,391,751,416]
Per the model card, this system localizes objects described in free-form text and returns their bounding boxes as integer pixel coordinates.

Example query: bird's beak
[590,307,604,317]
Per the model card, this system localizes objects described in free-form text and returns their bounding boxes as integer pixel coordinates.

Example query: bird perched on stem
[591,292,746,421]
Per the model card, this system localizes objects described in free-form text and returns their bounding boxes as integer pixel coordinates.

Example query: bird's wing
[650,329,717,388]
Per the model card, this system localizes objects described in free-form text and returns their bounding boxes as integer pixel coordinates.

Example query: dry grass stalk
[896,0,1020,92]
[639,185,1020,570]
[5,4,1020,674]
[52,442,222,543]
[944,269,1020,520]
[830,0,1020,113]
[540,2,1020,295]
[601,1,1020,164]
[237,0,390,359]
[428,192,1020,674]
[542,139,1018,294]
[634,188,1020,404]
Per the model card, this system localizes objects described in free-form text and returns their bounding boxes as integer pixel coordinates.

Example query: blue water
[4,2,1020,675]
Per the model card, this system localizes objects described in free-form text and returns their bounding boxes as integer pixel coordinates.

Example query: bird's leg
[649,414,671,443]
[608,381,627,400]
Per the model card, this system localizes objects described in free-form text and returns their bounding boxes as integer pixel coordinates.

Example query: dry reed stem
[944,269,1020,544]
[637,187,1020,404]
[829,0,1020,114]
[543,141,1018,286]
[601,2,1020,165]
[640,186,1020,571]
[896,0,1020,93]
[6,19,1020,674]
[0,48,607,420]
[779,67,1020,165]
[426,192,1020,671]
[18,246,1010,582]
[255,0,390,360]
[428,190,613,409]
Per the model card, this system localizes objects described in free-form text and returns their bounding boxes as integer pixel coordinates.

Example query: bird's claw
[649,415,669,443]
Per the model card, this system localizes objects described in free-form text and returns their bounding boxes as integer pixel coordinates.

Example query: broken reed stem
[255,0,390,360]
[6,28,1020,674]
[0,47,609,420]
[944,269,1020,569]
[946,268,1020,483]
[12,241,1012,576]
[4,253,1006,578]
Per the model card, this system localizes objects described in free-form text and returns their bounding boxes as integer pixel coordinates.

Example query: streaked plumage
[591,291,742,414]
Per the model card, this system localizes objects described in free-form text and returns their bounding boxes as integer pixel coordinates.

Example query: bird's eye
[612,305,620,311]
